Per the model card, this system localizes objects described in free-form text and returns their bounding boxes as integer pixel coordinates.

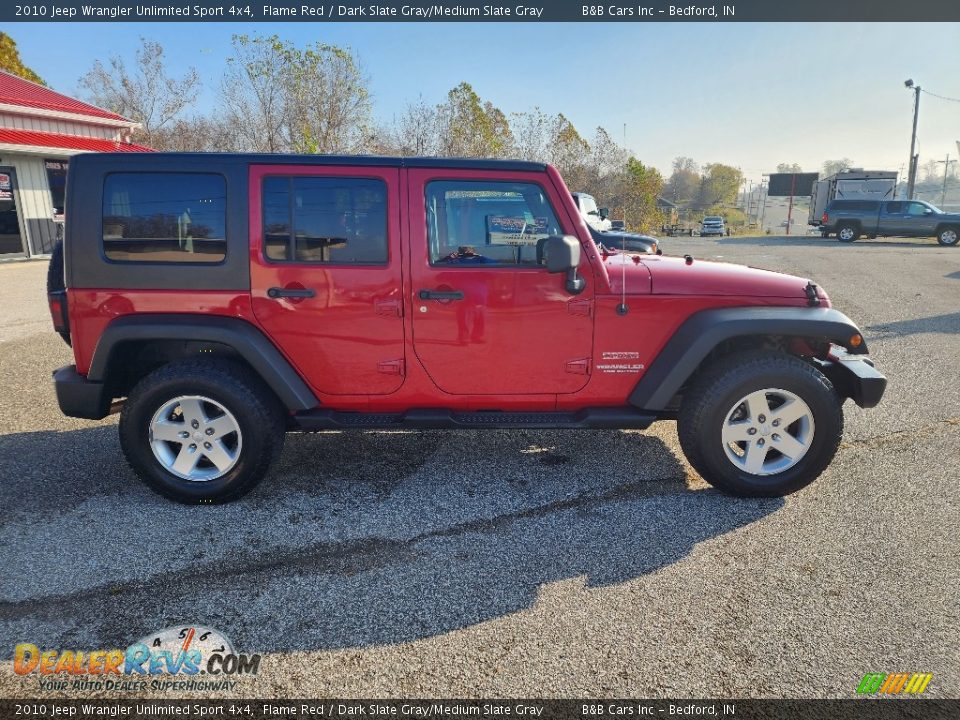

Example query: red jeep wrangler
[47,153,885,503]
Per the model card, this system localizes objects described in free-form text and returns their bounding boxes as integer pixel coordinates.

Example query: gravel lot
[0,236,957,699]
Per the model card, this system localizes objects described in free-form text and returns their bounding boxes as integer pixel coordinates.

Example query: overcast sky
[13,22,960,183]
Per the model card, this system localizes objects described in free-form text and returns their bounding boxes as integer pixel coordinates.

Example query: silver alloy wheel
[721,388,815,476]
[838,226,855,241]
[940,228,958,245]
[149,395,242,482]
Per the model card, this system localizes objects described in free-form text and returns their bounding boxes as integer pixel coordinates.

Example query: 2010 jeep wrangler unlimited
[48,153,886,503]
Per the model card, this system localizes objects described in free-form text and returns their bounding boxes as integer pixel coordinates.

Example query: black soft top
[76,152,548,173]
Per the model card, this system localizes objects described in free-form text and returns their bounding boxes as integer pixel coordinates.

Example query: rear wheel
[837,224,859,242]
[119,359,285,504]
[937,225,959,247]
[678,351,843,497]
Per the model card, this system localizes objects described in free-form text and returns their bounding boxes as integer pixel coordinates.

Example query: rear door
[406,168,594,396]
[879,201,906,235]
[249,164,405,396]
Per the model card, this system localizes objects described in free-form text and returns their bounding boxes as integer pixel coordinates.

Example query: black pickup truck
[820,199,960,246]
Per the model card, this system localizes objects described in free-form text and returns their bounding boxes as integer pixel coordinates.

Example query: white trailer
[809,170,898,232]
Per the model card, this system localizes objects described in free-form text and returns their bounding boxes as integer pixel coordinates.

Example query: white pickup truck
[571,192,612,232]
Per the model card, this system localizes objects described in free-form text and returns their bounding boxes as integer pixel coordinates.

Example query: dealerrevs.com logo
[14,626,260,692]
[857,672,933,695]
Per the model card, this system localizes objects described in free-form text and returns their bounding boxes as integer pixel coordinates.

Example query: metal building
[0,70,150,259]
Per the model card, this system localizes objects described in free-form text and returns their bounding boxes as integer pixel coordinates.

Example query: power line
[920,88,960,104]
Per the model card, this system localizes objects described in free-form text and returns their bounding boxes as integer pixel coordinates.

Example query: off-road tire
[837,224,859,242]
[677,350,843,497]
[119,359,285,504]
[936,225,959,247]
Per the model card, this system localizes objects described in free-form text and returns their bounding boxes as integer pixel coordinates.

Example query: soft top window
[102,173,226,264]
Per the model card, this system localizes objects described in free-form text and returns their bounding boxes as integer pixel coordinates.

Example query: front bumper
[816,356,887,409]
[53,365,111,420]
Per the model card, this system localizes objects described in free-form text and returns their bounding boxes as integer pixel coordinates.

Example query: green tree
[697,163,743,209]
[0,32,44,85]
[622,157,665,232]
[437,82,513,158]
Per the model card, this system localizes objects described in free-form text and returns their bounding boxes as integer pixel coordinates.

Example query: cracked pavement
[0,235,957,698]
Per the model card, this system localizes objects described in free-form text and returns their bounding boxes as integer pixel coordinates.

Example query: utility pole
[905,79,921,200]
[937,154,957,207]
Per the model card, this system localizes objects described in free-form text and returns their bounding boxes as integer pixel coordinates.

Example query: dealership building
[0,69,151,259]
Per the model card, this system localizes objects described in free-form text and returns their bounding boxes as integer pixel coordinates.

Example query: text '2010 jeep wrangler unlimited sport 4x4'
[48,153,886,504]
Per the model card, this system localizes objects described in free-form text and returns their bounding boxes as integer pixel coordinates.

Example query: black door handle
[419,289,465,301]
[268,287,315,299]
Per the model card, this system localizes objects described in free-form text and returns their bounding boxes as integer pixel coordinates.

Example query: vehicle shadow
[714,236,935,249]
[866,311,960,337]
[0,426,783,652]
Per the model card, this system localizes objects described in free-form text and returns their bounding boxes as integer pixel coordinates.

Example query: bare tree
[776,163,804,174]
[79,38,200,145]
[221,34,371,154]
[822,158,854,176]
[387,96,440,156]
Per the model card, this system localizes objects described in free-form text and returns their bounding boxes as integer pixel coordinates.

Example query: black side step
[292,407,656,431]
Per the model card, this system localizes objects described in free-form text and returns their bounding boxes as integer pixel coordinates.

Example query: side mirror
[599,207,610,220]
[542,235,586,295]
[924,208,934,215]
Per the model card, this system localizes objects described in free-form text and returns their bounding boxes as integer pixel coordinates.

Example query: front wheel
[678,351,843,497]
[119,359,285,504]
[937,225,959,247]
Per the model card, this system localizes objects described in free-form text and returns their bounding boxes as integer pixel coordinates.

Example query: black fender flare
[88,314,318,411]
[628,306,868,411]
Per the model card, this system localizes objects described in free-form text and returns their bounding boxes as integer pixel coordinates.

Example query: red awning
[0,128,153,153]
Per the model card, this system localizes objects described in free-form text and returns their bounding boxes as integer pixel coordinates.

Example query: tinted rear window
[102,173,227,263]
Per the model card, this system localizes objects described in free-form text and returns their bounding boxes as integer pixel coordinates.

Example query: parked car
[808,170,897,235]
[589,225,661,255]
[820,199,960,246]
[48,152,885,503]
[700,216,726,237]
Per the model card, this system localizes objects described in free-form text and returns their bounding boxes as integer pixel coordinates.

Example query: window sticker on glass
[486,216,549,245]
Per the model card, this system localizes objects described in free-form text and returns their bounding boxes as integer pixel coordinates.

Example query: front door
[407,169,594,396]
[0,168,26,258]
[249,165,405,396]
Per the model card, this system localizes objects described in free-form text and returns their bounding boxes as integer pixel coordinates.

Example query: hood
[604,252,654,294]
[637,255,828,301]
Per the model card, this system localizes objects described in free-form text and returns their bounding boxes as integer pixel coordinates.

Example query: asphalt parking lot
[0,234,957,699]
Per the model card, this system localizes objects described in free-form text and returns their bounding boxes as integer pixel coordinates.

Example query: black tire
[836,224,859,242]
[119,359,285,504]
[677,350,843,497]
[936,225,959,247]
[45,239,71,346]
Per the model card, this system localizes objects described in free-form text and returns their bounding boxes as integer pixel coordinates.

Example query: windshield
[577,194,598,215]
[703,216,723,223]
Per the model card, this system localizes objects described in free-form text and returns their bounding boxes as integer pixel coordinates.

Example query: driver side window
[425,180,563,267]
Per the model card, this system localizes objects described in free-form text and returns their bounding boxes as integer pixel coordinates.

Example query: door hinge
[378,359,405,376]
[565,358,591,375]
[375,299,402,318]
[567,299,593,317]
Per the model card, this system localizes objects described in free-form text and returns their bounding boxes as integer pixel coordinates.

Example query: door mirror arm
[541,235,586,295]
